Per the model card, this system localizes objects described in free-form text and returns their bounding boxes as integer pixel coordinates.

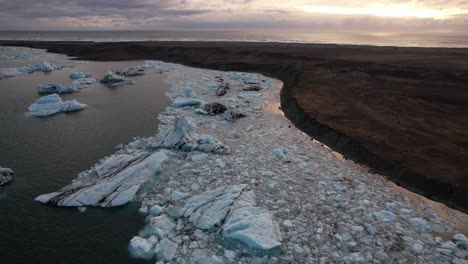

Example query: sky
[0,0,467,32]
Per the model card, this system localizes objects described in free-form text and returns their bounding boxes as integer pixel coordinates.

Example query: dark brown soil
[2,40,467,212]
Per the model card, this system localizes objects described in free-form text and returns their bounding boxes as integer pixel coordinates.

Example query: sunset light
[299,4,464,19]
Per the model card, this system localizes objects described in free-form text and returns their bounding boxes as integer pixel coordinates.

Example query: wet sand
[1,40,467,212]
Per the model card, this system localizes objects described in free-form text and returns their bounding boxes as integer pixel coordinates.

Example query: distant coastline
[1,39,467,212]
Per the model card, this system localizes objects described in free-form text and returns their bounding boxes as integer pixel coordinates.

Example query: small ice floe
[156,117,230,154]
[69,78,97,90]
[372,210,396,223]
[272,148,288,160]
[115,66,145,76]
[27,94,87,117]
[0,61,66,79]
[180,87,198,98]
[0,166,14,186]
[171,98,203,108]
[99,71,135,87]
[35,151,168,207]
[203,102,227,115]
[37,83,79,94]
[409,218,431,232]
[129,236,158,260]
[69,71,90,79]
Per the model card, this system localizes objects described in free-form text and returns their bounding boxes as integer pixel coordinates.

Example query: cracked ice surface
[35,151,168,207]
[33,59,467,263]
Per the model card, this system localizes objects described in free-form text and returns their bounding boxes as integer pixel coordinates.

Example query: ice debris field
[28,57,468,264]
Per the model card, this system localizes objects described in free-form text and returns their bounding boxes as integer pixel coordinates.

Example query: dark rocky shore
[2,40,467,212]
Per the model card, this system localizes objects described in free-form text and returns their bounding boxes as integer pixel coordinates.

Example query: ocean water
[0,30,468,48]
[0,57,169,264]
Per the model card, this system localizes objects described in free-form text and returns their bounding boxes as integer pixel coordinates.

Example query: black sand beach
[2,40,467,212]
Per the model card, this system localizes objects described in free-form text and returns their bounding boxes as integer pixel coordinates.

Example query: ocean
[1,30,468,48]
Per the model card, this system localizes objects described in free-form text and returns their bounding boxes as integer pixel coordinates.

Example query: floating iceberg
[156,117,230,154]
[69,71,90,79]
[0,166,14,186]
[35,151,168,207]
[27,94,87,117]
[99,71,135,87]
[37,83,79,94]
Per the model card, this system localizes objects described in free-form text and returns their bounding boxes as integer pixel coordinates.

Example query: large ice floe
[36,60,468,263]
[0,61,67,79]
[27,94,87,117]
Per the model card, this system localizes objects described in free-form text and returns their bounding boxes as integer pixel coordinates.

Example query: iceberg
[99,71,135,87]
[35,151,168,207]
[37,83,79,94]
[27,94,87,117]
[69,71,90,79]
[181,185,282,251]
[0,166,14,186]
[128,236,157,260]
[156,117,230,154]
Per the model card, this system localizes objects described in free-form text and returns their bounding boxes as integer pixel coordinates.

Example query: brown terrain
[1,40,467,212]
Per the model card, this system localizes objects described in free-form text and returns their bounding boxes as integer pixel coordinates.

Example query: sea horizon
[1,30,468,48]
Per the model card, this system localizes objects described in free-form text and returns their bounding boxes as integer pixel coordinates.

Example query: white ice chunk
[35,151,167,207]
[155,237,178,262]
[156,117,230,154]
[69,71,90,79]
[27,94,87,117]
[272,148,288,160]
[149,214,176,239]
[128,236,157,260]
[372,211,396,223]
[409,218,430,232]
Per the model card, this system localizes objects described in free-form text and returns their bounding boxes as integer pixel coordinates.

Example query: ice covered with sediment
[34,59,467,263]
[115,66,145,76]
[99,71,135,87]
[0,61,67,79]
[27,94,87,117]
[35,151,168,207]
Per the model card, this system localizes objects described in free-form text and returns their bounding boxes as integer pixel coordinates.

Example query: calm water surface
[1,30,468,48]
[0,59,170,264]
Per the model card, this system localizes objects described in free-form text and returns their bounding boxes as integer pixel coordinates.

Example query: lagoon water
[0,56,169,263]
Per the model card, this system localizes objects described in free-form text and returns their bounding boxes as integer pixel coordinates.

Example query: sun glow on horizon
[299,4,465,19]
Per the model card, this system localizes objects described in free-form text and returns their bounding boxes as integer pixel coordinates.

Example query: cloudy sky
[1,0,467,32]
